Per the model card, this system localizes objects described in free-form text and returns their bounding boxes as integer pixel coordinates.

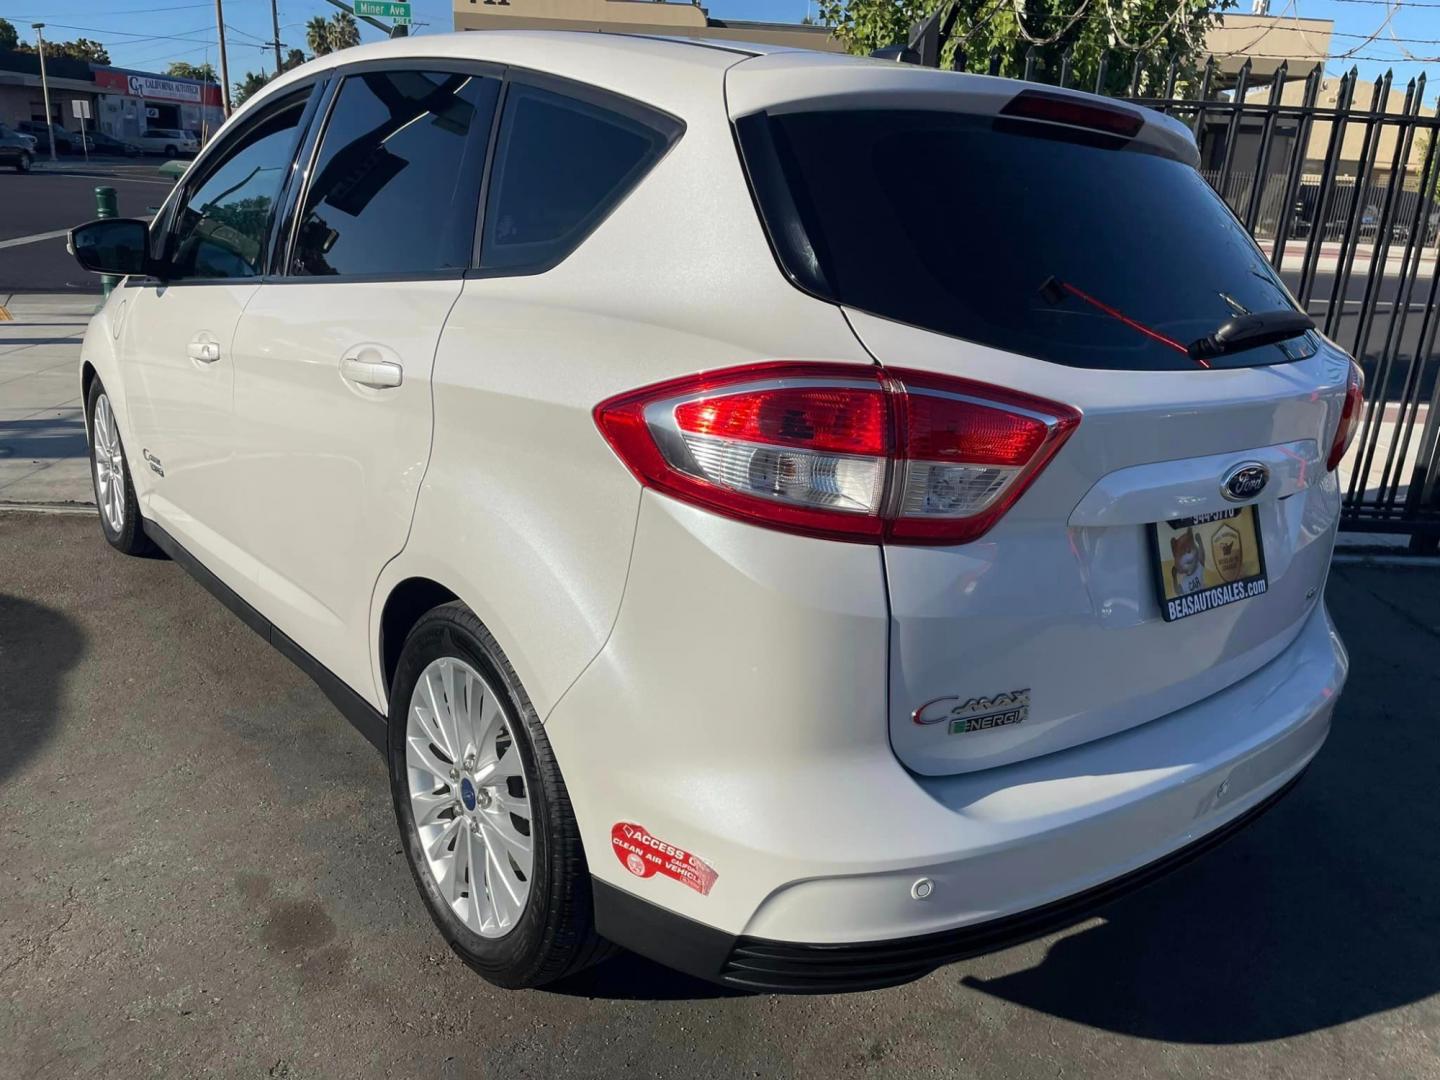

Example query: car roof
[243,30,808,121]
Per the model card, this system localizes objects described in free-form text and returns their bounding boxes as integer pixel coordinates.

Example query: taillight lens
[1326,362,1365,471]
[594,362,1080,545]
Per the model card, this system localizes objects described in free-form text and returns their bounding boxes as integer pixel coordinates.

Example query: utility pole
[213,0,232,116]
[31,23,57,162]
[269,0,283,73]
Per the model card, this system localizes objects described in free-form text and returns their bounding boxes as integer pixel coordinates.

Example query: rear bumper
[548,495,1346,990]
[594,767,1307,993]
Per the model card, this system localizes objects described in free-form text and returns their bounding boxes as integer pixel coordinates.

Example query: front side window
[479,83,678,274]
[167,93,308,281]
[289,70,499,277]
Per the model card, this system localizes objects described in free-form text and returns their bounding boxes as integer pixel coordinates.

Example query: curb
[0,502,97,516]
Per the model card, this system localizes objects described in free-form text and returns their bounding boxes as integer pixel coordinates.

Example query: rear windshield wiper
[1039,277,1314,368]
[1039,276,1206,368]
[1188,310,1315,361]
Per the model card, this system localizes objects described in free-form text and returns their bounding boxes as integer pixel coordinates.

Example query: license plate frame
[1149,506,1269,623]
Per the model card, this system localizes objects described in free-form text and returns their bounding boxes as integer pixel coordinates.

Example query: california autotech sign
[94,68,219,106]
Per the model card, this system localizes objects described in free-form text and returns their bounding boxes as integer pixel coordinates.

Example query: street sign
[71,99,92,120]
[354,0,411,17]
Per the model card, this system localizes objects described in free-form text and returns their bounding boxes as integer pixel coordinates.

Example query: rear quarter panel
[371,55,873,719]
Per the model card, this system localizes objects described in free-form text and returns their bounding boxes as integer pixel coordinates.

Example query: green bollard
[95,186,118,297]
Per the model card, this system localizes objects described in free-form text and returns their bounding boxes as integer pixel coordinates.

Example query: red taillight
[594,362,1080,545]
[1327,362,1365,471]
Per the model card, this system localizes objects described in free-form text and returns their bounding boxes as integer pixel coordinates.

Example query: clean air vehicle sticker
[611,822,718,896]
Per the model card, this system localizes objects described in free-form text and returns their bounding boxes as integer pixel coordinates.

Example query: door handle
[340,353,403,390]
[186,338,220,363]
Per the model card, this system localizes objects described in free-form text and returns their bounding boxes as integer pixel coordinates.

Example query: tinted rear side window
[479,83,678,274]
[738,109,1311,371]
[290,70,499,276]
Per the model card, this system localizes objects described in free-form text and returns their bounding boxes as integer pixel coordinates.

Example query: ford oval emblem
[1222,461,1270,502]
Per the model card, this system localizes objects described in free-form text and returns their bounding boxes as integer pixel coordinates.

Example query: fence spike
[1024,45,1037,83]
[1060,47,1073,88]
[1095,51,1109,94]
[1129,52,1144,97]
[1166,55,1180,99]
[953,47,967,73]
[989,48,1002,77]
[1268,61,1288,106]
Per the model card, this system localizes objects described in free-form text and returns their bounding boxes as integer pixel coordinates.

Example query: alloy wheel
[406,656,534,938]
[92,394,126,534]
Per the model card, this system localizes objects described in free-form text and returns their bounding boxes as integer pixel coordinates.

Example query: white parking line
[0,229,70,250]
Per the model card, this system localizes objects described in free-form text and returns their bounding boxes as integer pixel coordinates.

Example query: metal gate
[976,49,1440,550]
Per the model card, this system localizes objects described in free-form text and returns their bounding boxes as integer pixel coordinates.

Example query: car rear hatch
[728,55,1357,777]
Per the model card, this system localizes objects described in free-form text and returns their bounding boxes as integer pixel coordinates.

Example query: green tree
[0,17,19,51]
[814,0,1230,96]
[305,15,332,56]
[328,12,361,50]
[280,48,307,73]
[13,35,111,63]
[232,70,271,107]
[167,61,217,82]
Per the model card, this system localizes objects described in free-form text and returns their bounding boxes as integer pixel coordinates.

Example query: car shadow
[0,416,88,460]
[0,595,85,784]
[961,566,1439,1042]
[545,948,745,1001]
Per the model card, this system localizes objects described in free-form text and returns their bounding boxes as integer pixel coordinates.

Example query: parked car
[0,122,35,172]
[17,120,90,155]
[131,127,199,157]
[89,131,141,157]
[66,34,1359,993]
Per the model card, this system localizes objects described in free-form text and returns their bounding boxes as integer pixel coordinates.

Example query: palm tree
[233,71,270,107]
[328,12,360,50]
[305,15,331,56]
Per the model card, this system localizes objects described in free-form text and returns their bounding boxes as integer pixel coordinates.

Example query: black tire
[164,145,177,158]
[14,152,30,174]
[387,603,611,988]
[86,377,156,557]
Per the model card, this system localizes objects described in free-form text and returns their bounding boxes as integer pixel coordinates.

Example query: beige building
[1205,13,1334,84]
[453,0,844,51]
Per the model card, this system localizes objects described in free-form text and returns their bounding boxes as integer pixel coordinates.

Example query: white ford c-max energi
[69,32,1358,992]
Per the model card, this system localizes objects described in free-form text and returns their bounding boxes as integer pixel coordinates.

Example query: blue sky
[1,0,1436,98]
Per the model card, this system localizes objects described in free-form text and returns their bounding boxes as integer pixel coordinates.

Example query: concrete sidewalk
[0,291,98,507]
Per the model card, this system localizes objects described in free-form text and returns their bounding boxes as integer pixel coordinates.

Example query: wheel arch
[378,576,459,701]
[81,361,99,436]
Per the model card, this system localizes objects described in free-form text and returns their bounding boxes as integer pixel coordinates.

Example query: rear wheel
[387,603,609,987]
[164,145,177,158]
[86,379,154,557]
[14,152,30,173]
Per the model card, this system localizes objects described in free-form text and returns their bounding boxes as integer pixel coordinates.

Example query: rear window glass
[737,109,1312,371]
[479,83,678,275]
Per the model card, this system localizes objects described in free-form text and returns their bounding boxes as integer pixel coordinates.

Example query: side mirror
[68,218,153,278]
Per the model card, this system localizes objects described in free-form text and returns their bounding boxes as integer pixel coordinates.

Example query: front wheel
[387,603,609,988]
[86,378,154,556]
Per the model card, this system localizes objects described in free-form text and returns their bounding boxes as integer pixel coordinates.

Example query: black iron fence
[972,47,1440,550]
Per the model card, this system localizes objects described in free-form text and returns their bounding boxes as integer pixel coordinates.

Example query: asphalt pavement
[0,159,177,295]
[1,509,1437,1079]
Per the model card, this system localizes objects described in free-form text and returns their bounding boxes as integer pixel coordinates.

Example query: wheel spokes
[406,654,534,939]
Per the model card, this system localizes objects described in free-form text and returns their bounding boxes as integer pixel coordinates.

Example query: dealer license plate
[1150,506,1268,623]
